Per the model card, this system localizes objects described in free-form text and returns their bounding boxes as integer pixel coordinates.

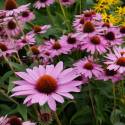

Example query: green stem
[113,84,116,110]
[80,0,82,13]
[46,7,55,26]
[54,112,62,125]
[57,0,70,31]
[14,16,33,56]
[88,84,98,125]
[0,50,15,73]
[0,89,18,104]
[4,28,22,65]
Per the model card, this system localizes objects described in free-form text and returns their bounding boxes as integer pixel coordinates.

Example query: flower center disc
[22,11,29,17]
[8,116,22,125]
[105,31,115,40]
[105,69,117,76]
[120,26,125,34]
[33,25,41,33]
[121,51,125,56]
[31,46,40,55]
[117,57,125,66]
[53,42,61,50]
[40,0,48,2]
[40,113,51,123]
[67,37,76,44]
[84,62,93,70]
[90,36,100,45]
[7,20,16,30]
[62,0,69,2]
[36,75,57,94]
[0,43,8,51]
[83,21,95,33]
[80,18,85,24]
[102,22,110,28]
[84,11,96,17]
[5,0,17,10]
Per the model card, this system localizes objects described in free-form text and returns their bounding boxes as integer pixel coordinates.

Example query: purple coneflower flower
[98,68,122,83]
[74,57,103,78]
[0,116,35,125]
[19,10,35,23]
[60,0,75,6]
[12,61,81,111]
[105,47,125,73]
[5,0,30,16]
[81,34,108,54]
[34,0,55,9]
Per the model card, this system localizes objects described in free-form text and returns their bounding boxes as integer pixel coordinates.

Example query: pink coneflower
[60,0,75,6]
[42,39,71,57]
[6,19,21,36]
[73,10,102,31]
[5,0,30,16]
[19,10,35,23]
[12,61,81,111]
[81,35,108,54]
[74,75,88,85]
[0,116,35,125]
[103,28,123,46]
[16,32,36,49]
[34,0,55,9]
[101,22,113,28]
[98,68,122,83]
[75,21,105,41]
[0,41,16,57]
[38,45,52,62]
[59,33,80,50]
[74,57,103,78]
[105,47,125,73]
[0,116,7,125]
[30,45,40,55]
[30,25,51,34]
[119,26,125,37]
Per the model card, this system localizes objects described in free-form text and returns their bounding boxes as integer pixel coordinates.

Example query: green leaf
[70,106,92,125]
[8,77,18,94]
[110,109,121,124]
[17,104,27,120]
[10,62,27,71]
[0,71,13,83]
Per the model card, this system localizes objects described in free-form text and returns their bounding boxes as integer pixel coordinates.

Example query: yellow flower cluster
[94,0,125,25]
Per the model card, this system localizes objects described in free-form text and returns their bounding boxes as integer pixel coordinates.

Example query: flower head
[30,25,51,34]
[103,27,123,46]
[98,68,122,83]
[81,34,108,54]
[19,10,35,23]
[60,0,75,6]
[105,47,125,73]
[6,19,21,36]
[40,39,71,57]
[5,0,30,16]
[0,41,17,57]
[73,10,102,31]
[16,32,36,49]
[12,62,81,111]
[74,57,103,78]
[0,116,35,125]
[59,33,80,50]
[34,0,55,9]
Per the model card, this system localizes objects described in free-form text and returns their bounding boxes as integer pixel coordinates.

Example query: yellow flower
[116,7,125,15]
[93,3,110,12]
[94,0,121,12]
[102,13,119,24]
[96,0,120,5]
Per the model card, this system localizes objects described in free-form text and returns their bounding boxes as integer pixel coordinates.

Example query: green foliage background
[0,0,125,125]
